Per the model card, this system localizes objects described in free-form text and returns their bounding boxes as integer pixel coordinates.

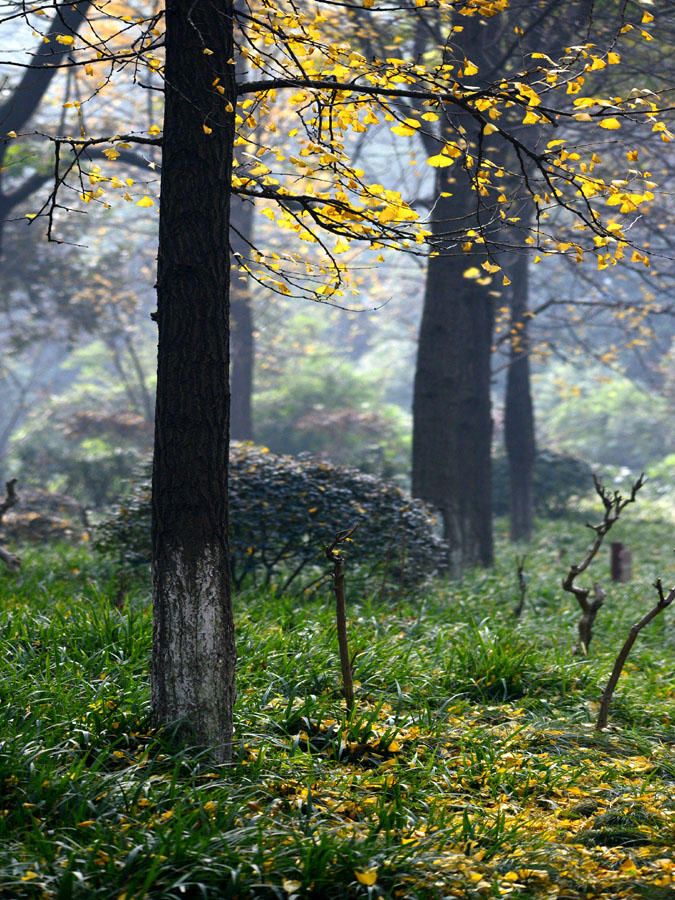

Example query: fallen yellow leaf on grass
[355,869,378,885]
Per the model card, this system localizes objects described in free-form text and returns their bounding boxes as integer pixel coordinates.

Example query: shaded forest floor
[1,514,674,899]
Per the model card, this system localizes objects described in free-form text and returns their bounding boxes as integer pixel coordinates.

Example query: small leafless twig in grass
[596,577,675,731]
[514,554,528,618]
[562,474,644,654]
[323,525,359,714]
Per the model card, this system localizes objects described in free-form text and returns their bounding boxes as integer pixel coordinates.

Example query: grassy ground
[1,513,674,899]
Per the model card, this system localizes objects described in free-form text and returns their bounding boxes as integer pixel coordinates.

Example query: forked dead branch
[562,474,644,654]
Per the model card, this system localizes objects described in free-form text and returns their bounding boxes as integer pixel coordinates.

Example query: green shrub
[95,442,447,593]
[492,449,593,518]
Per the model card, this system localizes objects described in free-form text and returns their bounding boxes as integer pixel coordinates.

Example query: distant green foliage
[14,431,145,510]
[534,366,670,469]
[254,361,410,481]
[96,442,446,592]
[492,449,594,518]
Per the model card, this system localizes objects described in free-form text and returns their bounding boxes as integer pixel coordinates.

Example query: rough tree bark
[412,1,596,571]
[150,0,237,760]
[229,194,255,441]
[504,248,536,542]
[412,171,495,572]
[412,13,496,572]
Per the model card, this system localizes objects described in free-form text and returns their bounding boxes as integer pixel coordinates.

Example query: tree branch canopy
[0,0,672,303]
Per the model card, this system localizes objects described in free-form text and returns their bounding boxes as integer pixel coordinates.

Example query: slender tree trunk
[229,194,255,441]
[504,249,535,542]
[151,0,236,760]
[412,174,494,573]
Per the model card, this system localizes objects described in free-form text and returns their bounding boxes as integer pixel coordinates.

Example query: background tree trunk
[411,14,496,572]
[229,195,255,441]
[504,249,536,542]
[151,0,236,760]
[412,174,495,573]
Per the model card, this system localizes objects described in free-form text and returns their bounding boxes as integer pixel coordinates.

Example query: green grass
[1,515,674,899]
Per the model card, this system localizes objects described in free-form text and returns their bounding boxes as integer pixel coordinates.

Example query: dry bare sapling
[323,525,358,714]
[562,474,644,654]
[596,577,675,730]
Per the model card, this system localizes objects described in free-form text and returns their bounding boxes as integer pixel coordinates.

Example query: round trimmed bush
[95,443,447,593]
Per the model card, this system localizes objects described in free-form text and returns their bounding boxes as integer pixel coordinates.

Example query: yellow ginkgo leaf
[600,117,621,130]
[355,869,378,886]
[463,267,481,279]
[391,124,416,137]
[482,261,500,274]
[426,153,455,168]
[203,124,213,134]
[137,196,154,207]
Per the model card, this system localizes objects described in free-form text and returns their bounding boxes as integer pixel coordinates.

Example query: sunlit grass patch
[0,525,674,898]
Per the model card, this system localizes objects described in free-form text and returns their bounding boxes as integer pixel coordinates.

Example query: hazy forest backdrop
[1,0,675,897]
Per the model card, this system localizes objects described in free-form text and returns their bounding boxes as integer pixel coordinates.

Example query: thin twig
[323,525,358,713]
[596,578,675,730]
[514,554,528,618]
[562,473,644,654]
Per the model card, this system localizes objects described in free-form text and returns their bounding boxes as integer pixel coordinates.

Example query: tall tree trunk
[504,250,536,542]
[410,0,598,570]
[151,0,236,760]
[412,174,495,573]
[411,13,497,573]
[229,194,255,441]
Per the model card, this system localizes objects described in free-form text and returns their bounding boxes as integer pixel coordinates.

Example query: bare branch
[323,525,359,713]
[596,578,675,730]
[562,473,644,653]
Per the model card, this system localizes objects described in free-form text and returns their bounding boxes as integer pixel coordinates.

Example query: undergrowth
[1,515,674,899]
